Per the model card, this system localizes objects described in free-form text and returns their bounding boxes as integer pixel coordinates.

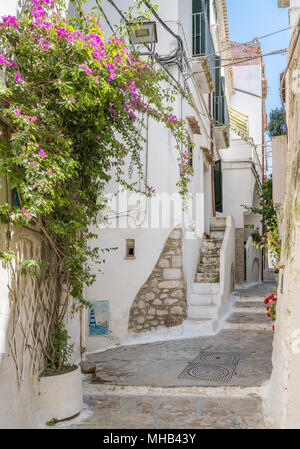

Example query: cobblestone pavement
[69,394,266,429]
[88,329,273,388]
[64,282,274,429]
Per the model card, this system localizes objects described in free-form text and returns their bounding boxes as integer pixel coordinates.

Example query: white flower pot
[38,366,82,423]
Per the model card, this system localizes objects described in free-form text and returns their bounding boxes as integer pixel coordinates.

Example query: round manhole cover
[186,365,230,380]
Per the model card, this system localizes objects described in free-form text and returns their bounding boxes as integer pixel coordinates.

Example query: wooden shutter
[214,159,223,213]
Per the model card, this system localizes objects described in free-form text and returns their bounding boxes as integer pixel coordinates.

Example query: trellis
[6,228,63,386]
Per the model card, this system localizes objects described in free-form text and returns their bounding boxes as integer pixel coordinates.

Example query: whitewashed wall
[219,214,235,314]
[82,0,217,350]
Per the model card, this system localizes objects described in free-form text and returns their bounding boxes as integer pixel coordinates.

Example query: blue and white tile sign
[89,300,109,336]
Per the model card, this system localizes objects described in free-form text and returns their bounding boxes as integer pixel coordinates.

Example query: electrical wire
[96,0,115,34]
[185,48,288,79]
[102,0,266,162]
[166,20,298,66]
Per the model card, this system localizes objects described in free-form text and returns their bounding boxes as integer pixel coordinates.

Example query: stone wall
[235,228,245,285]
[264,18,300,428]
[128,228,187,333]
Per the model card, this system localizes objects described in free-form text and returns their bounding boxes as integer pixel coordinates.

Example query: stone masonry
[128,228,186,333]
[195,236,222,283]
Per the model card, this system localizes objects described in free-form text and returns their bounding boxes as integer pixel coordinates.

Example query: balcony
[213,94,230,149]
[191,11,215,93]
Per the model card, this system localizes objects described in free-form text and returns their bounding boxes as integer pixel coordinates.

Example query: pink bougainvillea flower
[14,71,23,83]
[0,54,11,66]
[96,135,100,140]
[27,161,37,167]
[38,149,47,158]
[21,207,31,218]
[71,97,76,103]
[47,168,54,176]
[1,15,19,28]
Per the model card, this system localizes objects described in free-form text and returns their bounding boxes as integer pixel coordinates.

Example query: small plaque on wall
[89,300,109,336]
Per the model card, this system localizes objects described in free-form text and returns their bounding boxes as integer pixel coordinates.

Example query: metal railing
[192,11,215,81]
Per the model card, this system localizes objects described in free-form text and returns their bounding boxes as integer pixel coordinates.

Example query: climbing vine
[0,0,193,304]
[242,177,281,266]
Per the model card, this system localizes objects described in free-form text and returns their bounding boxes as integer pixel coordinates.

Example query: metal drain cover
[178,352,240,383]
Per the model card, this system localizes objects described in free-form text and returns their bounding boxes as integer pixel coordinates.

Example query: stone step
[233,301,266,314]
[264,269,275,281]
[201,252,220,260]
[210,216,226,231]
[189,292,221,306]
[210,231,225,239]
[203,240,222,250]
[233,295,269,302]
[188,304,220,319]
[196,273,220,283]
[193,282,220,294]
[182,317,218,336]
[200,255,219,264]
[198,264,219,274]
[226,312,271,325]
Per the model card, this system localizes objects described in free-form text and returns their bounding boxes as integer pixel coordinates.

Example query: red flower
[267,306,270,311]
[272,325,275,332]
[273,297,277,302]
[267,313,270,317]
[264,298,269,305]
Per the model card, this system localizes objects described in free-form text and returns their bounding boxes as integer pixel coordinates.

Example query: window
[125,239,135,259]
[12,187,20,207]
[192,0,211,56]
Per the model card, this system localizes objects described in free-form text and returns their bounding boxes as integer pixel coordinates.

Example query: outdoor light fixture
[127,21,158,45]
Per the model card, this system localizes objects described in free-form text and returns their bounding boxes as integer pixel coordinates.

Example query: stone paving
[88,329,273,388]
[69,394,266,429]
[65,282,275,429]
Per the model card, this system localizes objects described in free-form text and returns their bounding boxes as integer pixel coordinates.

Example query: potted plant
[38,322,82,425]
[251,228,261,243]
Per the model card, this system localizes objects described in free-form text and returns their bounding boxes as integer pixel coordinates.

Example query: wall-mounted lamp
[127,21,158,45]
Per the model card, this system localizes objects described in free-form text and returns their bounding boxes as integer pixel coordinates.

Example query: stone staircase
[223,289,273,331]
[183,217,226,336]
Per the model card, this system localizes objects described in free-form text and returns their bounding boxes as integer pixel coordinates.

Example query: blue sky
[227,0,289,115]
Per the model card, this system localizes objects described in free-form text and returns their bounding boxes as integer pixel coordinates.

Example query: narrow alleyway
[64,282,275,429]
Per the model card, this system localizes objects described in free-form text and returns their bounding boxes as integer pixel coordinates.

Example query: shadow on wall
[245,236,262,284]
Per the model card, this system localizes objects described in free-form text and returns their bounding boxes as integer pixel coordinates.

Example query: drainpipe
[209,93,216,217]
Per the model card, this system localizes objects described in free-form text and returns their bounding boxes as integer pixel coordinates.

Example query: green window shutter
[214,55,221,96]
[213,55,221,123]
[214,159,223,213]
[193,0,209,15]
[192,7,206,55]
[192,0,210,55]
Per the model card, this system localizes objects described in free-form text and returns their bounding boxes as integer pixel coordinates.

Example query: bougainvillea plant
[0,0,193,303]
[264,293,277,332]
